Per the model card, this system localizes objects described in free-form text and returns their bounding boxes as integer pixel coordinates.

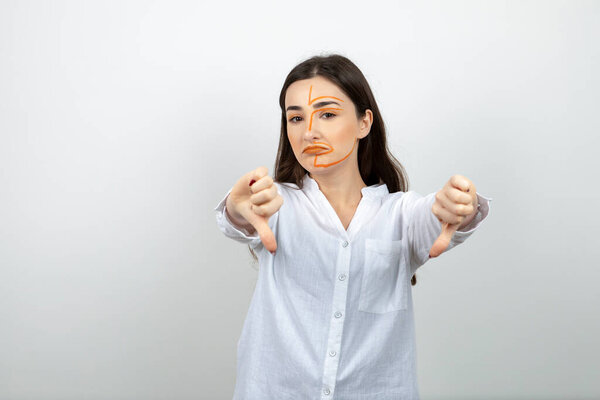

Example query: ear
[357,109,373,139]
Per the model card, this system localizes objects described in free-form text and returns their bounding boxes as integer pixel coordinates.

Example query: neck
[309,162,366,207]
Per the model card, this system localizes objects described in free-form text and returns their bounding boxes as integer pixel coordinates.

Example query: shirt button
[338,273,346,281]
[334,311,342,318]
[323,388,331,395]
[329,350,336,357]
[342,240,349,248]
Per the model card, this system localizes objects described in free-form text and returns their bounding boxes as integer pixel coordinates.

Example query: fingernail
[270,250,276,256]
[249,179,256,186]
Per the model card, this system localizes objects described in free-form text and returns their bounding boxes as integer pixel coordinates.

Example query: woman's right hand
[225,166,283,254]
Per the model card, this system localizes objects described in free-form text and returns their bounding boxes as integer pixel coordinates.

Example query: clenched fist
[429,175,479,258]
[225,166,284,254]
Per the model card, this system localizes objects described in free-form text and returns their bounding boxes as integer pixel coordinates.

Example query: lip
[302,143,332,155]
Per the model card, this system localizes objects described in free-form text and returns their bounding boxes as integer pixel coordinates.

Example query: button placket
[320,237,352,399]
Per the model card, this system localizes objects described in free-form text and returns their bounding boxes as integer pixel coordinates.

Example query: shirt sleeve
[403,190,492,274]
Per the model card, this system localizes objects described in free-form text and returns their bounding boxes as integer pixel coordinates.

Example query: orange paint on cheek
[313,139,357,168]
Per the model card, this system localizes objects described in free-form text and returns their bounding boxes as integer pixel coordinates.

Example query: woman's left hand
[429,175,478,258]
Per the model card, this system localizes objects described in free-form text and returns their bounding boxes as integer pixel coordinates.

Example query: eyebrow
[286,101,341,112]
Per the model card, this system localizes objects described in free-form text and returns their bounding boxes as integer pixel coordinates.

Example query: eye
[288,116,303,123]
[322,112,336,119]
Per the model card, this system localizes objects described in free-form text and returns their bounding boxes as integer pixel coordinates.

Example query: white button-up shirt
[214,173,492,400]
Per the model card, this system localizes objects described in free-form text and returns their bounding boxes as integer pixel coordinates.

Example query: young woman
[215,54,491,400]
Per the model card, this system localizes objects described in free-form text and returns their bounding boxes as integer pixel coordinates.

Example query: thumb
[429,222,459,258]
[244,207,277,254]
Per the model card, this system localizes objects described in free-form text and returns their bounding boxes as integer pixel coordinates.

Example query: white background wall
[1,1,598,399]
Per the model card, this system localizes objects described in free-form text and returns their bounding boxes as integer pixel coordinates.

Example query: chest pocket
[358,239,408,313]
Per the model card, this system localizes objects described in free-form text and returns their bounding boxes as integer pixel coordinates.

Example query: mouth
[302,143,332,155]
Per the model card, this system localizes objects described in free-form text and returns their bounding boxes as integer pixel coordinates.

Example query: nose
[303,118,321,141]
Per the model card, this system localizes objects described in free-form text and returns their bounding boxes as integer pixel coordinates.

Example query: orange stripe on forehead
[308,85,344,105]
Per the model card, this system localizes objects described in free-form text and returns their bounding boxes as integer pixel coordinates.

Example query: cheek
[330,121,357,144]
[287,130,301,151]
[286,129,295,143]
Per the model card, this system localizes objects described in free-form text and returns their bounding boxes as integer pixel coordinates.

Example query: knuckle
[260,191,270,202]
[257,166,268,176]
[449,190,457,202]
[458,193,466,203]
[253,204,265,215]
[267,186,275,199]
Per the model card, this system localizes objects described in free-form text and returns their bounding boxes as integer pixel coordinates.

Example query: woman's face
[284,76,372,175]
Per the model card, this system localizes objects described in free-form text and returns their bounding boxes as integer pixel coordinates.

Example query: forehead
[285,76,348,107]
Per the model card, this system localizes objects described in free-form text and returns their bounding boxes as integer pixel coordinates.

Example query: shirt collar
[301,173,389,198]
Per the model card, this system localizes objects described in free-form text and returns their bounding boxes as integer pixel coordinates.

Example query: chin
[305,164,340,175]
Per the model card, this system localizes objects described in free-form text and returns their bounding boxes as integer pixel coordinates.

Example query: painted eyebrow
[286,101,342,112]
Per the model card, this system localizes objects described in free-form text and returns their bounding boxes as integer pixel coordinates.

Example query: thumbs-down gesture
[429,175,479,258]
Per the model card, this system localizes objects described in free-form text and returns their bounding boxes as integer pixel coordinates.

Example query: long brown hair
[250,53,417,286]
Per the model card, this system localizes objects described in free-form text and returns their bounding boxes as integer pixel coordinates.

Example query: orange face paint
[313,139,356,168]
[306,85,356,168]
